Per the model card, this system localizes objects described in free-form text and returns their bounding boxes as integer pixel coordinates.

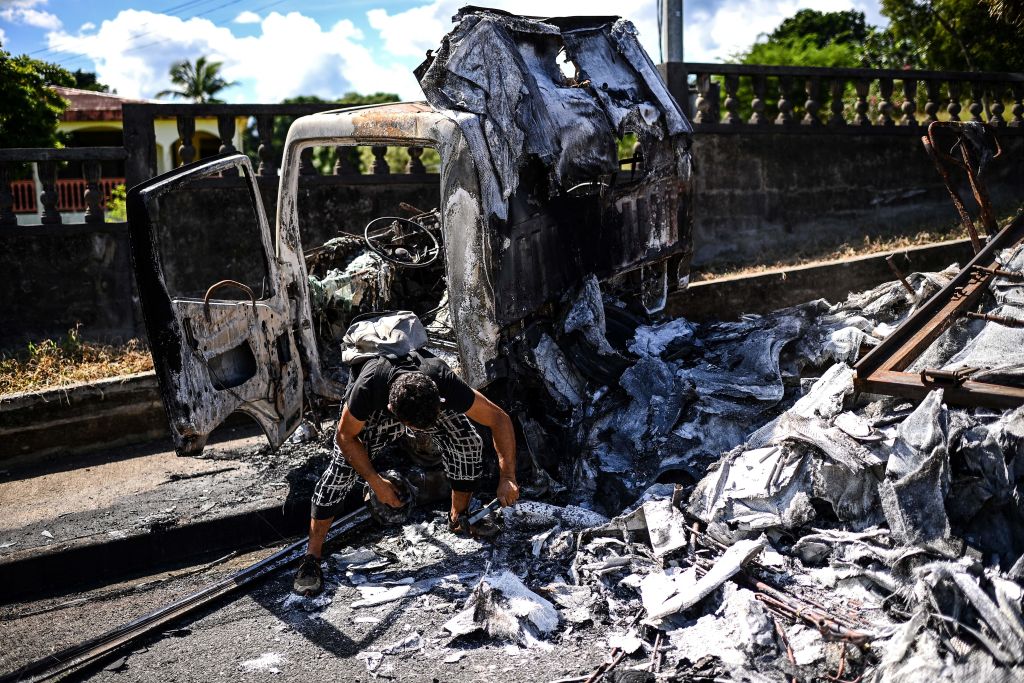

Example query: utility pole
[657,0,689,116]
[661,0,683,63]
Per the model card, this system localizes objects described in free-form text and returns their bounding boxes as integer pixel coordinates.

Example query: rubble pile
[484,245,1022,679]
[273,244,1024,680]
[535,264,957,514]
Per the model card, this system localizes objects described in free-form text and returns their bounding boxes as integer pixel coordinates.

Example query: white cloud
[233,11,260,25]
[368,1,659,61]
[0,26,6,45]
[45,9,419,102]
[683,0,885,62]
[0,0,61,30]
[366,0,884,64]
[78,21,95,32]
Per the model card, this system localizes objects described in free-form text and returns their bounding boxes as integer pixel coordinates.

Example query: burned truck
[127,8,694,456]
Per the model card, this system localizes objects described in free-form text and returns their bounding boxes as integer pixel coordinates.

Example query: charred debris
[285,219,1024,682]
[298,86,1024,683]
[121,7,1024,683]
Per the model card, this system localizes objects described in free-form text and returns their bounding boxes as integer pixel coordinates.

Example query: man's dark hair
[388,372,441,429]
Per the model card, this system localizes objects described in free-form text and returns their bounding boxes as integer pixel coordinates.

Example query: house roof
[53,86,158,122]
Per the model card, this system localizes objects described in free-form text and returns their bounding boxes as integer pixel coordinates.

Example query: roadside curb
[0,497,313,604]
[0,372,166,468]
[671,238,975,320]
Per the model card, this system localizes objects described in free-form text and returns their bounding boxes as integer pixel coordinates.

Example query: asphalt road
[2,514,614,683]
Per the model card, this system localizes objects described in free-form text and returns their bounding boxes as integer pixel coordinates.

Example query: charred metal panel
[278,104,501,389]
[127,154,305,455]
[417,8,693,326]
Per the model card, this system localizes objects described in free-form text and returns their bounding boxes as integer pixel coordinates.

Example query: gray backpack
[340,310,429,366]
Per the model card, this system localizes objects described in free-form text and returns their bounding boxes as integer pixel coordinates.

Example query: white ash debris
[629,318,695,358]
[239,651,285,673]
[563,275,617,356]
[664,586,776,671]
[351,577,443,608]
[645,539,764,622]
[444,571,559,648]
[492,245,1024,679]
[532,333,588,412]
[503,500,609,531]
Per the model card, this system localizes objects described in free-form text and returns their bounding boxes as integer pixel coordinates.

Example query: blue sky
[0,0,885,102]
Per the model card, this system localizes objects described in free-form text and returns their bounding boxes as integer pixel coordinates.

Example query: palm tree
[156,56,237,103]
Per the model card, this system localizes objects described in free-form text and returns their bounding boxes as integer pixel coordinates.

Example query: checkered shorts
[310,409,483,519]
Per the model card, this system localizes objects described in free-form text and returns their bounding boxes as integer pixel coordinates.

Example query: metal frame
[854,214,1024,409]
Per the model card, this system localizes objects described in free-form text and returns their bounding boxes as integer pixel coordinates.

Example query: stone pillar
[406,147,426,174]
[83,160,104,224]
[371,146,390,175]
[257,114,276,177]
[0,162,17,227]
[38,161,61,225]
[176,114,196,166]
[217,114,238,177]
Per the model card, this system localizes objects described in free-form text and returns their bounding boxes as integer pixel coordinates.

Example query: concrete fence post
[122,104,158,190]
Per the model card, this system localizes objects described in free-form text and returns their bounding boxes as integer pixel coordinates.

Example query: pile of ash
[270,243,1024,681]
[468,244,1022,679]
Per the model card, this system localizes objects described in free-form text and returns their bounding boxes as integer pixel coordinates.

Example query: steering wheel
[363,216,440,268]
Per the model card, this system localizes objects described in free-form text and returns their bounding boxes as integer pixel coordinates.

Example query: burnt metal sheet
[854,214,1024,409]
[416,8,693,328]
[127,154,306,455]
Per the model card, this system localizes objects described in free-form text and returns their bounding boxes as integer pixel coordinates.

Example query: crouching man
[294,348,519,595]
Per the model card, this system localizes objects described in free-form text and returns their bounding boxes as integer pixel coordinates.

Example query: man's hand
[372,476,404,508]
[497,476,520,507]
[464,391,518,508]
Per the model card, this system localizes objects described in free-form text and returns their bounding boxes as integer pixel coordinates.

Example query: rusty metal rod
[649,632,662,672]
[583,647,624,683]
[885,255,917,297]
[922,133,983,253]
[685,520,868,631]
[752,590,872,645]
[925,121,1003,242]
[966,311,1024,327]
[972,264,1024,281]
[774,616,798,683]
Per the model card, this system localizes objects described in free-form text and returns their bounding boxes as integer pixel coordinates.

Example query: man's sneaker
[293,554,324,596]
[448,511,501,540]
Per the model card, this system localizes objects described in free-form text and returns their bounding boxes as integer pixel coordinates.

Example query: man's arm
[335,405,403,507]
[464,390,520,507]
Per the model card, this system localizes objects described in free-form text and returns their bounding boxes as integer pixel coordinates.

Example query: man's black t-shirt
[344,354,476,422]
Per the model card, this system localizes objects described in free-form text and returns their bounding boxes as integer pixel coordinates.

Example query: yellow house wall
[57,116,248,176]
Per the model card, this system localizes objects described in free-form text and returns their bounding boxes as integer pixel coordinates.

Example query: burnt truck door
[127,153,305,456]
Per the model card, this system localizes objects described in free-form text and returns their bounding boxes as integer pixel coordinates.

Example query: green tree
[156,56,237,103]
[734,10,884,68]
[0,43,72,148]
[880,0,1024,71]
[71,69,111,93]
[766,9,871,46]
[984,0,1024,29]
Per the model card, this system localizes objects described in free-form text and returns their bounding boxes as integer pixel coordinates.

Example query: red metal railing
[10,178,124,213]
[11,180,36,213]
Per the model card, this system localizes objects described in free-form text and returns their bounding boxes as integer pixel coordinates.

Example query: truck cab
[127,10,694,456]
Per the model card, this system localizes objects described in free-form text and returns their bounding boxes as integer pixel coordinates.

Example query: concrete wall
[2,132,1022,346]
[690,131,1024,267]
[0,223,138,347]
[0,177,440,347]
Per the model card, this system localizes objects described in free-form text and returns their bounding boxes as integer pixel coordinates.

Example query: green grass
[0,326,152,395]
